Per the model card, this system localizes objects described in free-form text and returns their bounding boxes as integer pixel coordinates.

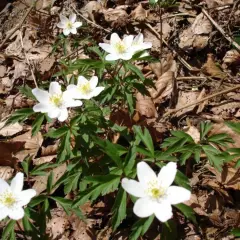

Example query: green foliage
[6,108,34,124]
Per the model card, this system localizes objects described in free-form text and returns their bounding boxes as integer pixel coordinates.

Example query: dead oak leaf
[136,92,157,118]
[0,166,14,180]
[131,4,149,22]
[0,121,23,137]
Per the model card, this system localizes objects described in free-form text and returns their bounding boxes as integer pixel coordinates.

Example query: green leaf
[28,195,47,207]
[47,171,54,194]
[73,175,121,207]
[32,114,45,136]
[2,220,16,240]
[18,85,36,100]
[45,126,69,138]
[124,90,135,115]
[175,203,197,224]
[124,63,144,81]
[129,215,154,240]
[124,145,137,176]
[231,228,240,237]
[174,170,191,190]
[200,122,212,140]
[111,188,127,231]
[133,126,154,157]
[6,108,34,124]
[92,136,127,168]
[225,121,240,134]
[161,220,178,240]
[179,151,192,165]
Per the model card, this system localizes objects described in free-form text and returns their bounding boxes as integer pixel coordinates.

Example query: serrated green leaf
[32,114,44,136]
[45,126,69,138]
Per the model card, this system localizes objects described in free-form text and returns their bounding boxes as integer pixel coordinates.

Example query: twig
[202,8,240,52]
[19,31,38,88]
[164,84,240,117]
[145,23,200,72]
[71,6,110,33]
[0,2,35,49]
[176,76,207,81]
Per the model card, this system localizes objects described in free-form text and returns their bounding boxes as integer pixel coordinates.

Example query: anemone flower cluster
[57,13,82,36]
[99,33,152,61]
[0,173,36,221]
[32,77,104,122]
[122,162,191,222]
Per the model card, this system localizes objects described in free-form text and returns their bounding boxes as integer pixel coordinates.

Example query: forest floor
[0,0,240,239]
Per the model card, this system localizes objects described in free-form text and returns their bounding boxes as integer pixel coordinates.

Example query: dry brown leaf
[0,141,25,166]
[202,54,227,79]
[0,77,12,94]
[0,65,6,77]
[0,166,14,180]
[5,31,22,56]
[136,92,157,118]
[0,121,23,136]
[13,60,27,80]
[12,131,43,162]
[81,1,103,22]
[33,155,56,165]
[149,71,174,103]
[174,89,206,117]
[104,7,128,23]
[5,94,34,109]
[185,126,200,144]
[211,122,240,148]
[47,216,69,239]
[206,0,233,8]
[223,49,240,65]
[32,163,66,195]
[149,54,176,78]
[210,101,240,118]
[179,13,212,51]
[131,4,149,21]
[41,142,59,156]
[207,164,240,190]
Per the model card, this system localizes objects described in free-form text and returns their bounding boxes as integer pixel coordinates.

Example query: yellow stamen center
[50,94,63,107]
[115,42,126,54]
[146,180,165,199]
[0,191,16,207]
[67,22,73,29]
[78,83,91,94]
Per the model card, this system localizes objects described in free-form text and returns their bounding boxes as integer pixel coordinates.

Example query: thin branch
[19,31,38,88]
[71,6,110,33]
[145,23,200,72]
[0,1,35,49]
[202,8,240,52]
[164,84,240,117]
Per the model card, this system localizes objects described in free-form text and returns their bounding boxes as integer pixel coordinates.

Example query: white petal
[105,53,120,61]
[137,162,157,188]
[69,13,76,23]
[8,207,24,220]
[57,22,65,28]
[10,172,23,193]
[66,84,77,90]
[58,109,68,122]
[74,22,82,28]
[120,52,133,60]
[0,179,10,194]
[89,76,98,89]
[133,33,143,45]
[0,207,9,221]
[33,103,51,113]
[110,33,121,46]
[158,162,177,189]
[77,76,88,85]
[17,189,36,206]
[142,42,152,50]
[91,87,105,97]
[154,202,173,222]
[123,35,134,49]
[48,108,61,119]
[32,88,49,103]
[65,99,83,108]
[49,82,62,95]
[166,186,191,205]
[70,28,77,34]
[63,28,70,36]
[60,15,68,24]
[99,43,114,54]
[133,197,155,218]
[121,178,146,198]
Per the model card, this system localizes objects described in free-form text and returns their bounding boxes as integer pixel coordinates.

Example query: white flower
[32,82,82,122]
[57,13,82,36]
[66,76,105,100]
[131,33,152,55]
[122,162,191,222]
[0,173,36,221]
[99,33,134,61]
